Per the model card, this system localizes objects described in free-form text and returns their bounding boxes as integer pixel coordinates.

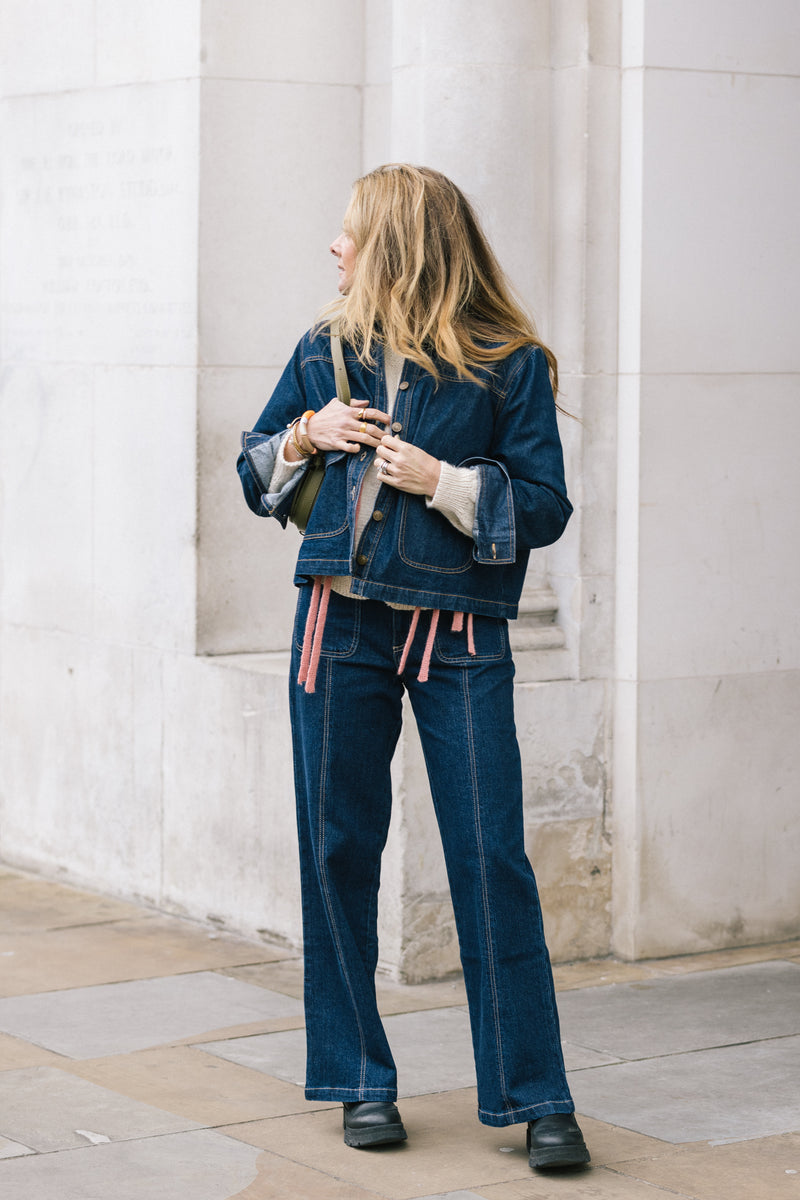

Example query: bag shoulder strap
[330,325,351,406]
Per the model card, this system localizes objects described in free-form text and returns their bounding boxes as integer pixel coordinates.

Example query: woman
[237,164,589,1171]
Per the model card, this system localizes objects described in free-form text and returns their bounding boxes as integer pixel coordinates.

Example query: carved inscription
[2,92,197,361]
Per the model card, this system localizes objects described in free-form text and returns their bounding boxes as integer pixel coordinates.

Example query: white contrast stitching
[461,666,511,1111]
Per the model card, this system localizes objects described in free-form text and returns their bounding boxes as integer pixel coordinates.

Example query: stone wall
[612,0,800,957]
[0,0,797,978]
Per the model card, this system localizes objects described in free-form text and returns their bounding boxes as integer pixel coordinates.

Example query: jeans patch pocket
[434,613,508,664]
[293,585,361,658]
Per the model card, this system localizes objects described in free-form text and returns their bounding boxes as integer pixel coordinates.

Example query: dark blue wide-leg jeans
[289,587,575,1127]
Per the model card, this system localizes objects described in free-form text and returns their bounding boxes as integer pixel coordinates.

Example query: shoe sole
[344,1124,408,1148]
[529,1144,591,1169]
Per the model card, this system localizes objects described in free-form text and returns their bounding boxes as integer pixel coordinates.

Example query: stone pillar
[612,0,800,957]
[0,1,204,902]
[0,0,364,945]
[196,1,365,654]
[390,0,551,312]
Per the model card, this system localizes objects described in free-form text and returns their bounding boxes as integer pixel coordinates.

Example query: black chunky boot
[342,1101,408,1148]
[527,1113,590,1168]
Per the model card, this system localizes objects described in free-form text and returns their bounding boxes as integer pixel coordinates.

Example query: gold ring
[359,421,367,434]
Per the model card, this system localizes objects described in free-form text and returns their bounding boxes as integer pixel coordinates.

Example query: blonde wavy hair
[321,163,558,396]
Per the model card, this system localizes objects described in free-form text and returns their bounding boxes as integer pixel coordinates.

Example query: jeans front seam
[316,656,369,1092]
[461,665,511,1113]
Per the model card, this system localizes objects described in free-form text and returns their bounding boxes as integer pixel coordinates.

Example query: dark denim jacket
[237,328,571,619]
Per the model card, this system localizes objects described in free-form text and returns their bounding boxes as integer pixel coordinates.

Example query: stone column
[612,0,800,957]
[0,0,204,901]
[0,0,365,945]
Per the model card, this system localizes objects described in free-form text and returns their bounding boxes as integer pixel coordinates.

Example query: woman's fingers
[345,401,391,450]
[307,398,389,452]
[351,402,390,427]
[374,436,441,496]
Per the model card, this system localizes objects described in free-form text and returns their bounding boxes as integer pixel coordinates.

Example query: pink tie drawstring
[397,607,421,676]
[450,610,475,654]
[466,611,475,656]
[302,590,478,694]
[397,608,475,682]
[297,576,332,694]
[297,578,322,685]
[418,608,439,682]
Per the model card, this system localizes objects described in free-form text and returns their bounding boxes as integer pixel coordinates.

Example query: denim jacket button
[391,421,403,433]
[356,553,368,566]
[372,510,383,522]
[399,381,409,390]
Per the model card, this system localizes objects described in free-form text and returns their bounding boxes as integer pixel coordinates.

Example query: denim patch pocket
[293,585,361,658]
[434,613,508,664]
[301,455,350,540]
[398,497,473,573]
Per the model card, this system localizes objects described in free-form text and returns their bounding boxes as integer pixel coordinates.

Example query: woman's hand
[307,398,390,454]
[374,434,442,498]
[284,399,391,461]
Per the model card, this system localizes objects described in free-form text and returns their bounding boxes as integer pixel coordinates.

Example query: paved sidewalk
[0,866,798,1199]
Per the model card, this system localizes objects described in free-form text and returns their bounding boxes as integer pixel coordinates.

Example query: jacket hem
[320,574,519,619]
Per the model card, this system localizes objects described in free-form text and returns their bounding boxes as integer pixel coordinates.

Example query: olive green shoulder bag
[288,330,351,533]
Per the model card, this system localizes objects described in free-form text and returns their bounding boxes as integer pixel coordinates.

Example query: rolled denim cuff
[460,457,516,564]
[240,429,309,524]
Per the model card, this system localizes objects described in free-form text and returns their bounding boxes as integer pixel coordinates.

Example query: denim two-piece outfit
[237,327,576,1127]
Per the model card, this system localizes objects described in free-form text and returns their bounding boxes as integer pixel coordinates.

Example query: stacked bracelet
[298,410,316,453]
[288,412,317,459]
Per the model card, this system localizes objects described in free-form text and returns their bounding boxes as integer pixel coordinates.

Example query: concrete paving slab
[65,1044,332,1125]
[553,960,655,991]
[557,961,800,1059]
[574,1115,671,1166]
[222,1148,391,1199]
[0,1128,262,1200]
[218,959,305,999]
[0,972,303,1058]
[569,1034,800,1144]
[0,1135,36,1159]
[168,1012,306,1045]
[615,1130,800,1199]
[552,941,800,996]
[0,1066,201,1152]
[645,942,800,977]
[0,869,147,933]
[375,977,469,1017]
[562,1041,622,1070]
[552,945,800,998]
[476,1170,682,1197]
[411,1193,489,1199]
[0,1031,65,1070]
[0,918,287,997]
[223,1087,540,1199]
